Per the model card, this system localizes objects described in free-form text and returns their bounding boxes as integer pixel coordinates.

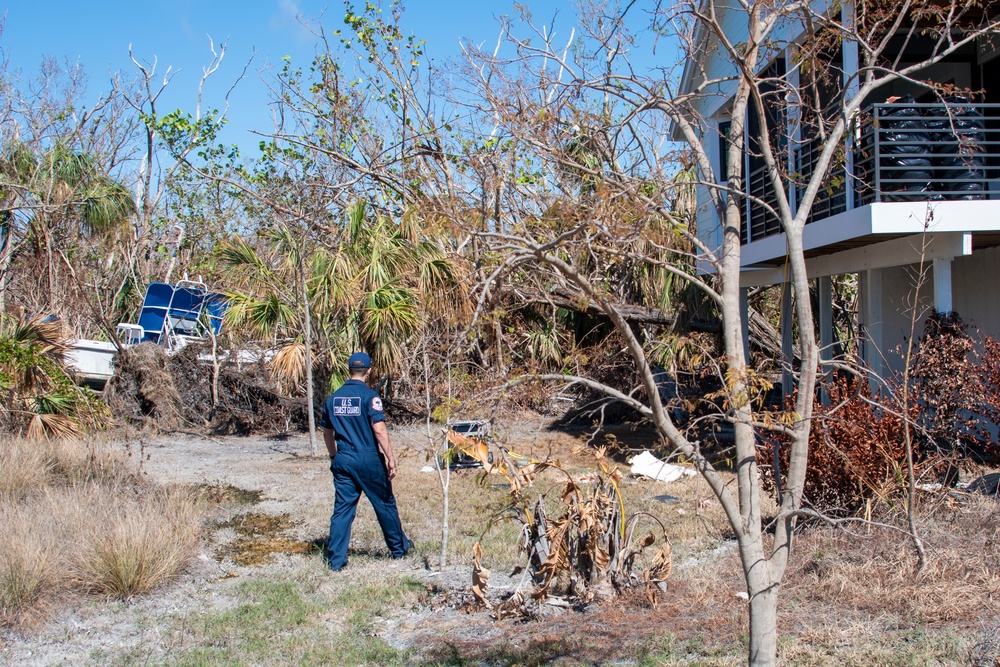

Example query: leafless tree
[450,1,1000,664]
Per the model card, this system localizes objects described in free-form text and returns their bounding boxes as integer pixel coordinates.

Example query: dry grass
[74,485,201,599]
[787,496,1000,622]
[0,503,56,628]
[0,440,49,503]
[0,437,202,627]
[5,424,1000,666]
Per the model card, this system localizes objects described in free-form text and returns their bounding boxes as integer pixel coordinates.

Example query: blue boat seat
[136,282,174,344]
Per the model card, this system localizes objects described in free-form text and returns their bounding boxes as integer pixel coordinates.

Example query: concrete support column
[859,268,885,388]
[781,283,794,396]
[933,256,954,314]
[818,275,834,404]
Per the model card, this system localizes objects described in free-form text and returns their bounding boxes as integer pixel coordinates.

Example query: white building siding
[953,245,1000,337]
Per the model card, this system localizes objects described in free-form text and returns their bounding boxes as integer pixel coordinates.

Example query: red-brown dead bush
[760,377,915,513]
[761,312,1000,514]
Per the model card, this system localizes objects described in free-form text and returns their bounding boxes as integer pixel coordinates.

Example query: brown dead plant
[464,441,672,615]
[104,342,183,431]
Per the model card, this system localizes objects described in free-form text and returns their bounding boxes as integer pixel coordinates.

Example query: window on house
[718,120,731,182]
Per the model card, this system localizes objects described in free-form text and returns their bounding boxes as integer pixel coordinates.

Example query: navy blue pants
[327,450,409,570]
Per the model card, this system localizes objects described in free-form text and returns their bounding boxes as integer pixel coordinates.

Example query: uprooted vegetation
[104,342,310,435]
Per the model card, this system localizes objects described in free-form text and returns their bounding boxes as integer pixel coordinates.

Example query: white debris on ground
[629,451,696,483]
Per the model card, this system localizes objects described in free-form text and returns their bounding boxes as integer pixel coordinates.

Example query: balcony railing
[855,100,1000,205]
[743,100,1000,245]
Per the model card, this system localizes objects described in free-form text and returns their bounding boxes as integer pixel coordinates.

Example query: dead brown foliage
[467,445,672,614]
[760,376,916,512]
[104,343,183,431]
[105,342,309,435]
[786,497,1000,625]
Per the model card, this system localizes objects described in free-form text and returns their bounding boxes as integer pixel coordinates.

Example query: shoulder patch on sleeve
[371,396,383,411]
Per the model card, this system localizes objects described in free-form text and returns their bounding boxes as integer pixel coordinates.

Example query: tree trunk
[300,247,318,456]
[425,345,449,569]
[747,580,779,667]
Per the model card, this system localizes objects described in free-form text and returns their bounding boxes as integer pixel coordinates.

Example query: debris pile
[105,342,310,434]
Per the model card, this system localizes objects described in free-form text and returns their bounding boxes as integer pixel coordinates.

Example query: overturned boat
[67,280,227,388]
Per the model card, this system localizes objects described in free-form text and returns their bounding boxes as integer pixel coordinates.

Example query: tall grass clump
[0,439,50,502]
[0,503,57,626]
[77,486,200,600]
[0,437,202,627]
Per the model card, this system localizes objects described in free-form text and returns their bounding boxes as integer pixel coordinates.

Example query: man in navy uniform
[320,352,410,571]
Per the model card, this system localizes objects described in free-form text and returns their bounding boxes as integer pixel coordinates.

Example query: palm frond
[346,200,367,245]
[33,389,79,415]
[47,144,93,188]
[361,281,418,371]
[26,413,81,441]
[223,291,298,339]
[310,250,360,313]
[1,141,37,178]
[269,341,308,395]
[217,238,274,285]
[263,225,299,266]
[9,316,69,363]
[80,180,135,236]
[362,281,419,339]
[252,293,298,339]
[527,321,564,368]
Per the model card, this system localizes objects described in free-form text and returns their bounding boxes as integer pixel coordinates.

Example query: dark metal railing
[855,101,1000,205]
[742,100,1000,245]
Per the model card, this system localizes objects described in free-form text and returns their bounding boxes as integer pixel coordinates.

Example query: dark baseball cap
[348,352,371,370]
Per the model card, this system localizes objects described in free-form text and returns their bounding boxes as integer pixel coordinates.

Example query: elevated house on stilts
[679,0,1000,391]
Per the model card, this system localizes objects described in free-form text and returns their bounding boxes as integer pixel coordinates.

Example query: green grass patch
[334,577,427,635]
[164,575,414,667]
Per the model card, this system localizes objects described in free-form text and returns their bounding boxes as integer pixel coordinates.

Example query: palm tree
[219,201,465,451]
[0,314,110,438]
[0,140,135,312]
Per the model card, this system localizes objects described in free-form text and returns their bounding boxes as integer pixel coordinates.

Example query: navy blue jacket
[319,379,385,455]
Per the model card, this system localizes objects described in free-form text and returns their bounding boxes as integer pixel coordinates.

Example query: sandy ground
[1,420,644,666]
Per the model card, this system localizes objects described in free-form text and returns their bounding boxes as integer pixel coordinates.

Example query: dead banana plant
[472,447,671,614]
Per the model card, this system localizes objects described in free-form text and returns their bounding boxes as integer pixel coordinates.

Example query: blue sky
[2,1,581,154]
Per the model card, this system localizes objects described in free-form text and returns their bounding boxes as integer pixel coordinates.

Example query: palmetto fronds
[527,321,564,368]
[218,200,463,381]
[79,180,136,236]
[0,314,109,439]
[269,342,308,394]
[218,237,277,288]
[222,291,297,341]
[26,412,82,440]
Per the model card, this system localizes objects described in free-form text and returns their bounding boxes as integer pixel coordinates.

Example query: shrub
[0,314,110,438]
[761,377,914,513]
[761,313,1000,513]
[909,312,1000,459]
